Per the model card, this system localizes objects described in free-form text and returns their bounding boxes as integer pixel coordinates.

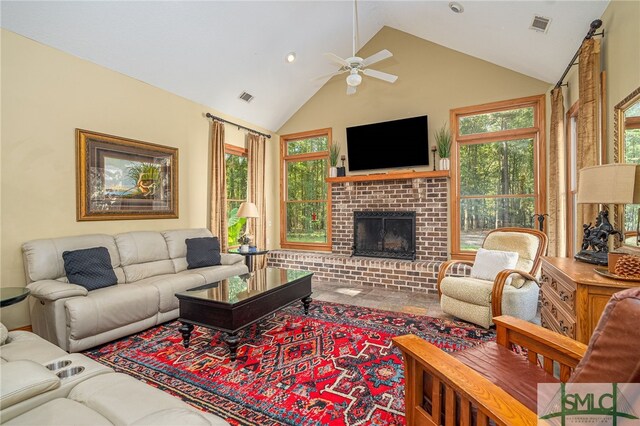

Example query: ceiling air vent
[239,91,254,103]
[530,15,551,33]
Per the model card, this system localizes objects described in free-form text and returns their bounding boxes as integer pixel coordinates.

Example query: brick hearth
[268,176,451,294]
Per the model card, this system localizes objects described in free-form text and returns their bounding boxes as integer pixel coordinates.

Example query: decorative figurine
[574,210,623,265]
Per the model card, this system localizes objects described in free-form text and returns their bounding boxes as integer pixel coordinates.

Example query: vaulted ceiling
[1,1,609,131]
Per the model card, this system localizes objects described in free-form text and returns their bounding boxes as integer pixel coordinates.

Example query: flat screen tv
[346,115,429,172]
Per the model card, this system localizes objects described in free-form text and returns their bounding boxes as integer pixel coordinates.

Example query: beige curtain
[548,88,566,257]
[576,38,601,236]
[248,133,267,269]
[209,120,228,251]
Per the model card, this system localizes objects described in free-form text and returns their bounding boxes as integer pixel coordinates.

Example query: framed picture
[76,129,178,221]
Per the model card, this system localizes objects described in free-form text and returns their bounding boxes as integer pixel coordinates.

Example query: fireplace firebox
[353,211,416,260]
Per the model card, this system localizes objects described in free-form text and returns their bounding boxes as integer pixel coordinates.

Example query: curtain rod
[205,113,272,139]
[555,19,604,89]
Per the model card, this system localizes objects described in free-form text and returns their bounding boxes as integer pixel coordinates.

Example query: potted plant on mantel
[329,143,341,177]
[434,122,451,171]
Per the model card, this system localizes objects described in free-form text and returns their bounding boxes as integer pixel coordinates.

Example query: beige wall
[0,30,278,328]
[564,0,640,160]
[278,27,550,167]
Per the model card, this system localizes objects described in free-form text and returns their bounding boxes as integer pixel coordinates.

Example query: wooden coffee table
[175,268,313,361]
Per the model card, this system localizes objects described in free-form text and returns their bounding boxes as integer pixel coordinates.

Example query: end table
[228,248,269,272]
[0,287,30,308]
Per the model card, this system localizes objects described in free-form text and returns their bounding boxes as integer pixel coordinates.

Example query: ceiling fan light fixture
[346,71,362,87]
[449,2,464,14]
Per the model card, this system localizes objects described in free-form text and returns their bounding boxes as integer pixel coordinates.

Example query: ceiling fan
[317,0,398,95]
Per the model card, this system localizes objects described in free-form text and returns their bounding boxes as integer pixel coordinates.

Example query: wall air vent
[530,15,551,33]
[239,91,254,103]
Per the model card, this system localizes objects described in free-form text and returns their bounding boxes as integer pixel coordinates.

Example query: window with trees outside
[451,95,546,259]
[280,128,332,251]
[225,144,248,248]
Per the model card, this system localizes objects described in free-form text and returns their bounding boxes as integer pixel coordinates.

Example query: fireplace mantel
[326,170,449,184]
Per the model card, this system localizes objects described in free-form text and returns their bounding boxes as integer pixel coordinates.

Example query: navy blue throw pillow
[62,247,118,291]
[186,237,221,269]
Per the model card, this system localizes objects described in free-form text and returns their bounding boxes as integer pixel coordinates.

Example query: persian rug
[84,301,495,426]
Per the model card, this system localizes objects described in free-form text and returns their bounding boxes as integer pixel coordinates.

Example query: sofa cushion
[131,408,221,425]
[191,263,249,285]
[452,342,559,412]
[0,331,68,363]
[3,398,112,425]
[0,360,61,409]
[65,284,160,340]
[115,231,175,282]
[68,373,226,425]
[570,287,640,383]
[0,323,7,345]
[136,272,205,313]
[63,247,118,291]
[186,237,221,269]
[162,228,214,272]
[22,234,120,283]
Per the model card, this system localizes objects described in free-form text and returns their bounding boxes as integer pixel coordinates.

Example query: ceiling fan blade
[311,69,347,82]
[363,68,398,83]
[362,49,392,67]
[347,85,357,95]
[324,52,350,67]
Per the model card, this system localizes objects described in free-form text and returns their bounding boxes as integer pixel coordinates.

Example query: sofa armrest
[220,253,245,266]
[27,280,88,302]
[0,360,61,409]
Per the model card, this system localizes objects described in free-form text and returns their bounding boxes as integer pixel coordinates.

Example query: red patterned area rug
[84,301,495,426]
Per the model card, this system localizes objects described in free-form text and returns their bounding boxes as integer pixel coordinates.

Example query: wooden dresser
[540,257,640,344]
[540,257,639,344]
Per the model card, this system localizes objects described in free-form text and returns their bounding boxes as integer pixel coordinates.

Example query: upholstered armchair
[393,287,640,426]
[438,227,548,328]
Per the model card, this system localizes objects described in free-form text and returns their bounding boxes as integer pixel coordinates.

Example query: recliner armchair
[438,227,548,328]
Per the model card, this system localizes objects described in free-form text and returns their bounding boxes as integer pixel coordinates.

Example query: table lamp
[237,202,259,252]
[575,164,640,265]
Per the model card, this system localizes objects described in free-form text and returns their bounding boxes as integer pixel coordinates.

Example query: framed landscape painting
[76,129,178,221]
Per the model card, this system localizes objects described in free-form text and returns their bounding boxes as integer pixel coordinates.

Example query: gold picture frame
[76,129,178,221]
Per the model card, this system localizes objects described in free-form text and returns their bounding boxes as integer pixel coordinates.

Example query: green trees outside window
[453,97,545,254]
[225,151,248,247]
[281,130,332,250]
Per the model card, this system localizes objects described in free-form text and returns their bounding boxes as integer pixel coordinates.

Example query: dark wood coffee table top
[175,267,313,361]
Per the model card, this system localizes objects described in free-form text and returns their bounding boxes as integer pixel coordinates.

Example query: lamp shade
[236,202,259,218]
[577,164,640,204]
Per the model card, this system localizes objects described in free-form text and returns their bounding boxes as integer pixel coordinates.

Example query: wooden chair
[438,227,548,328]
[393,287,640,425]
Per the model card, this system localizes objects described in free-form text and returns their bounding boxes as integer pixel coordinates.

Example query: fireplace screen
[353,211,416,260]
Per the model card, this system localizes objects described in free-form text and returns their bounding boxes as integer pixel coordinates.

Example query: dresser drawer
[540,286,576,339]
[541,266,576,312]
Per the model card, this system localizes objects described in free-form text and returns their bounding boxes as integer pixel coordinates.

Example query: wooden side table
[228,249,269,272]
[540,257,637,344]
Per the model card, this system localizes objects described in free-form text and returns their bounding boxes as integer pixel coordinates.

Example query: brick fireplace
[268,175,450,293]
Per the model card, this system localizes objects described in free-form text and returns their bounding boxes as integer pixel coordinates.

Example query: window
[451,95,546,258]
[280,128,332,250]
[225,144,248,248]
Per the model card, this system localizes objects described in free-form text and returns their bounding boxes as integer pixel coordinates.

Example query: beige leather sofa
[23,228,248,352]
[0,326,228,425]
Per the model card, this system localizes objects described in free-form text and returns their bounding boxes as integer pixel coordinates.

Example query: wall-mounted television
[346,115,429,172]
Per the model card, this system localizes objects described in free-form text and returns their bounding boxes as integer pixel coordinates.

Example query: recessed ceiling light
[286,52,296,63]
[449,2,464,13]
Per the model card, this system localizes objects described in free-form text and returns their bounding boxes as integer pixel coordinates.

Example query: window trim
[280,128,332,251]
[450,94,546,260]
[225,144,248,249]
